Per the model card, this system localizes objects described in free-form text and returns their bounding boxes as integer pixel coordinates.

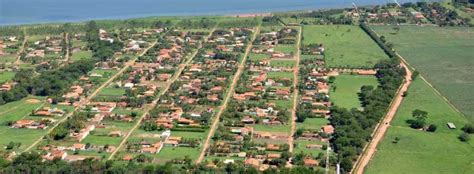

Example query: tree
[412,109,428,120]
[462,124,474,134]
[459,132,470,142]
[427,124,437,132]
[409,109,428,129]
[50,126,68,140]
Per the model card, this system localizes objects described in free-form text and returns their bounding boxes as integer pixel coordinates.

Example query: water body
[0,0,422,26]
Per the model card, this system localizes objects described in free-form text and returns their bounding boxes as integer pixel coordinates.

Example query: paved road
[196,25,261,164]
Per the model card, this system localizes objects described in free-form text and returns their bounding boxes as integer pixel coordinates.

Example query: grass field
[270,59,295,67]
[274,45,296,54]
[302,25,389,68]
[97,87,126,97]
[365,79,474,174]
[293,140,325,155]
[253,124,291,133]
[267,71,293,79]
[154,146,201,163]
[0,55,17,64]
[249,53,270,62]
[0,97,46,151]
[296,118,330,130]
[0,71,15,83]
[372,25,474,122]
[331,74,378,109]
[71,50,92,61]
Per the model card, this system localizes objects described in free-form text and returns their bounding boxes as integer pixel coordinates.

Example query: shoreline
[0,2,384,27]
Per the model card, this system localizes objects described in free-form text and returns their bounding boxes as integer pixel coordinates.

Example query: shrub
[427,124,437,132]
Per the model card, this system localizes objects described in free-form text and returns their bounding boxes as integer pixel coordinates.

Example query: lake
[0,0,424,26]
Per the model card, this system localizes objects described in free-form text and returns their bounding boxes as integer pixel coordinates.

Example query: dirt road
[15,30,27,65]
[352,60,412,174]
[196,26,261,164]
[288,26,302,153]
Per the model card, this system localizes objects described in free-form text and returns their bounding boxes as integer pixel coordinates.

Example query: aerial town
[0,1,473,174]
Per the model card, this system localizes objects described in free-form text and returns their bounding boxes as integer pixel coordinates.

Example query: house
[73,143,86,151]
[34,107,65,117]
[303,158,319,167]
[164,136,180,147]
[43,150,68,161]
[267,153,281,159]
[63,85,84,99]
[321,125,335,134]
[158,73,172,81]
[0,83,13,91]
[122,155,133,161]
[241,116,255,124]
[141,142,163,154]
[245,158,261,167]
[275,89,290,96]
[12,119,46,129]
[266,144,280,151]
[357,69,377,75]
[26,50,45,58]
[207,94,219,102]
[109,130,123,137]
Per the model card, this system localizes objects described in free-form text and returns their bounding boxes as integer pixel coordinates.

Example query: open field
[71,50,92,61]
[0,71,15,83]
[296,118,329,130]
[97,87,126,97]
[270,59,295,67]
[372,25,474,122]
[0,55,17,64]
[0,97,46,151]
[267,71,293,79]
[331,74,378,109]
[365,79,474,174]
[302,25,388,68]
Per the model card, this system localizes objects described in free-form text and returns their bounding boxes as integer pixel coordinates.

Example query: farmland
[372,25,474,122]
[302,25,389,68]
[365,79,474,174]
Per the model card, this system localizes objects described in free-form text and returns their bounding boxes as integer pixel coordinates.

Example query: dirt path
[15,30,27,65]
[352,60,412,174]
[196,25,261,164]
[64,32,70,63]
[108,28,216,160]
[288,26,302,153]
[22,41,157,153]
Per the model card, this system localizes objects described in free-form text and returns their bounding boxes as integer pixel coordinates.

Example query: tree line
[330,59,405,172]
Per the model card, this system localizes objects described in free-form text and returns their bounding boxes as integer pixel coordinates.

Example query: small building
[447,122,456,129]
